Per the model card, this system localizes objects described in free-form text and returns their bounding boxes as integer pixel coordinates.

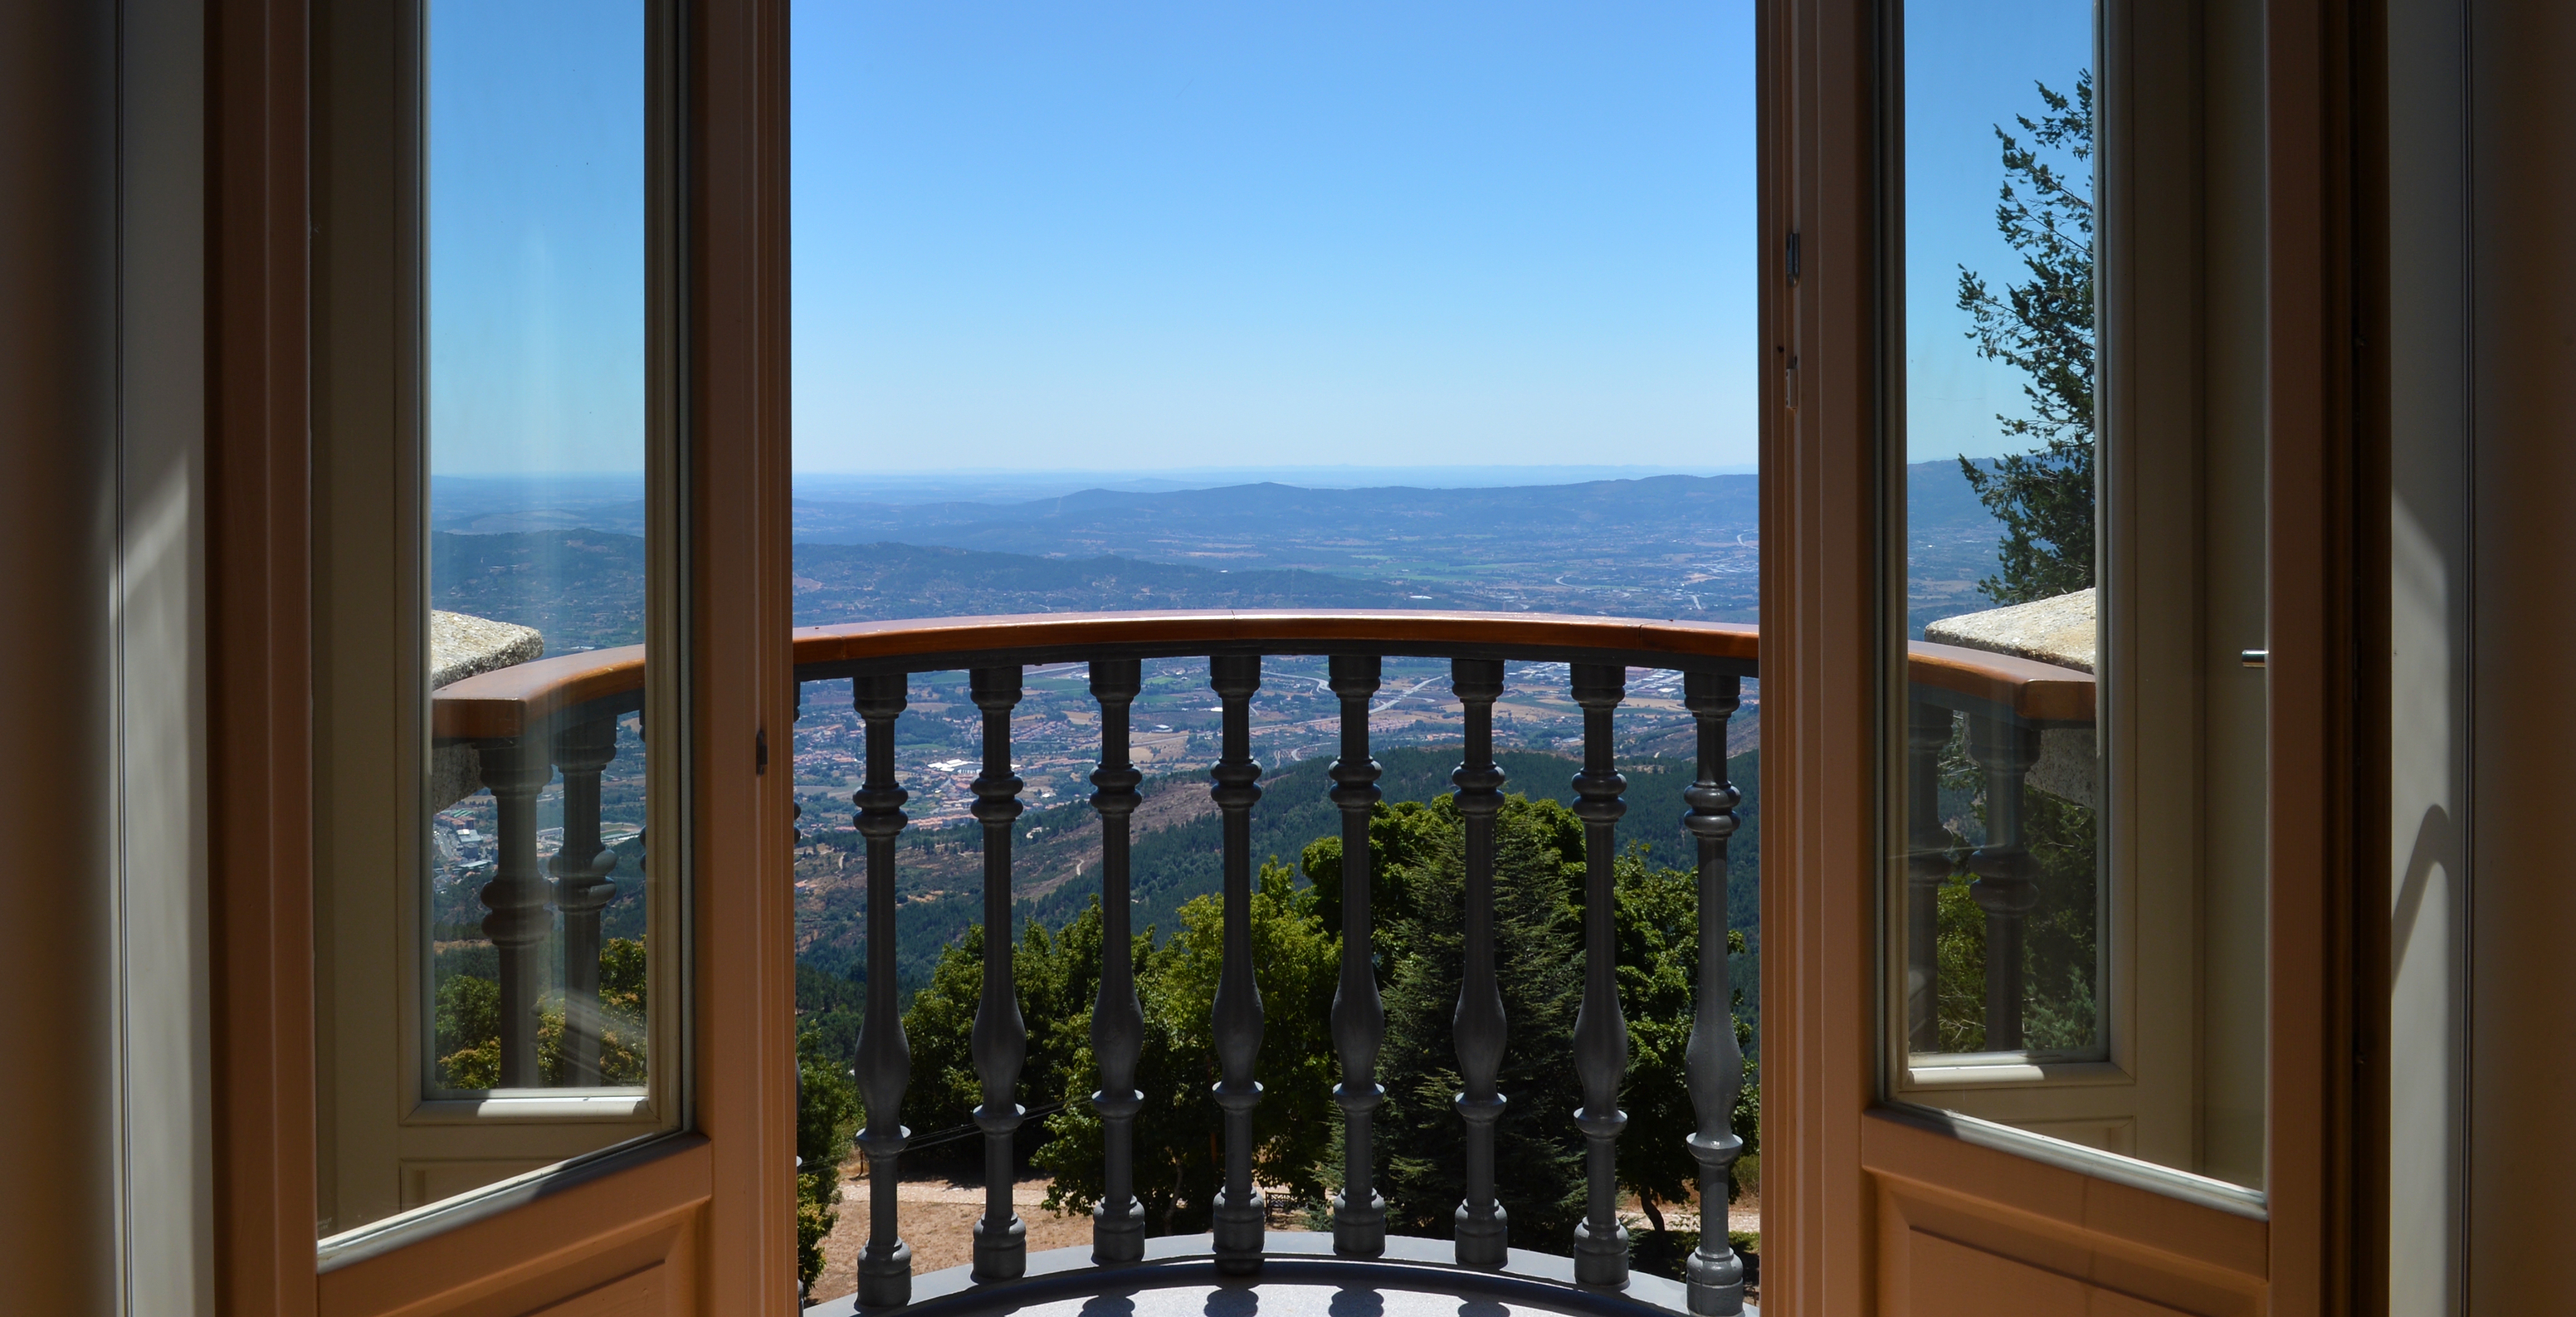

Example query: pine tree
[1939,73,2106,1057]
[1956,71,2096,606]
[1374,795,1588,1251]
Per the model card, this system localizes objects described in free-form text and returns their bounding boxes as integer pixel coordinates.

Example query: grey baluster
[852,675,914,1308]
[1966,713,2042,1051]
[1681,672,1746,1316]
[1451,658,1510,1268]
[633,712,648,884]
[549,715,622,1086]
[1905,702,1954,1052]
[1087,660,1148,1265]
[1568,663,1631,1288]
[1328,654,1388,1258]
[477,737,554,1089]
[969,666,1029,1281]
[1208,654,1266,1275]
[792,686,805,856]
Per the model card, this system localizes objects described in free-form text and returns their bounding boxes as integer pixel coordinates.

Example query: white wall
[0,4,127,1314]
[2387,2,2576,1313]
[0,2,212,1314]
[117,0,214,1311]
[2461,2,2576,1310]
[2384,2,2473,1313]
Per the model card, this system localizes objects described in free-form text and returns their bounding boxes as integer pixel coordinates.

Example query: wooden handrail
[431,608,2093,740]
[432,646,647,741]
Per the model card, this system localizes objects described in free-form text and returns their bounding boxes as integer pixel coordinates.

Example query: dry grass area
[810,1168,1091,1305]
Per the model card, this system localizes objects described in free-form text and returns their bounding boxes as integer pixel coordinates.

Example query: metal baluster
[633,712,648,883]
[1568,663,1631,1288]
[791,686,805,856]
[1328,654,1388,1258]
[969,666,1029,1281]
[549,715,621,1085]
[792,680,808,1267]
[853,675,914,1307]
[1966,713,2042,1051]
[1451,658,1510,1268]
[477,737,554,1089]
[1905,703,1954,1052]
[1086,660,1148,1265]
[1681,673,1746,1316]
[1208,654,1266,1275]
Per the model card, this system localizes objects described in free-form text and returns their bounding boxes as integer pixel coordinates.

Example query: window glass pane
[424,0,650,1102]
[1893,0,2263,1192]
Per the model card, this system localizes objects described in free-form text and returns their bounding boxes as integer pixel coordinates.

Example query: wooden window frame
[1756,0,2372,1314]
[210,0,798,1311]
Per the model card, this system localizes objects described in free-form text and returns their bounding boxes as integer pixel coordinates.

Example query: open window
[310,0,687,1247]
[1885,0,2269,1198]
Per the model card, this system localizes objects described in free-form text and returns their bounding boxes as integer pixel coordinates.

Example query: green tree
[1037,866,1339,1233]
[1938,72,2106,1059]
[796,1028,863,1290]
[432,936,650,1090]
[1300,794,1750,1271]
[1930,724,2100,1054]
[1956,71,2097,607]
[796,960,866,1076]
[895,915,1096,1174]
[1930,786,2100,1054]
[1373,794,1589,1251]
[1611,856,1760,1276]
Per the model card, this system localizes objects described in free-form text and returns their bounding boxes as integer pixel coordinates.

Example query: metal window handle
[2241,649,2268,668]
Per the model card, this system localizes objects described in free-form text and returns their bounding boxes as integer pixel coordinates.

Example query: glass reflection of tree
[1935,73,2100,1056]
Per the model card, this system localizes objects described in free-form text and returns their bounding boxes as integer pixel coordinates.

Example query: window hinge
[1786,230,1802,285]
[756,727,769,774]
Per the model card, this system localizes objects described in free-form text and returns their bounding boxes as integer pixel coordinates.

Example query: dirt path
[809,1171,1090,1305]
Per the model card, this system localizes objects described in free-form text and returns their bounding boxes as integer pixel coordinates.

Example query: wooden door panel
[1866,1118,2266,1317]
[317,1140,708,1317]
[523,1266,666,1317]
[1901,1233,2192,1317]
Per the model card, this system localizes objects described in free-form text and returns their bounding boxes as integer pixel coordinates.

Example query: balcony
[432,610,2094,1317]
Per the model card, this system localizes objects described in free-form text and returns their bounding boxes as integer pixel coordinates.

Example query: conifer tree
[1373,795,1588,1251]
[1956,71,2096,606]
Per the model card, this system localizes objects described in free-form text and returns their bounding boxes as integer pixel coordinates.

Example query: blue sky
[428,0,644,478]
[791,1,1757,474]
[1903,0,2095,466]
[426,1,2090,479]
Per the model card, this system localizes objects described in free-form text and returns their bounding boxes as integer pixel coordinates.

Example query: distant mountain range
[789,541,1482,626]
[788,474,1762,559]
[434,465,2006,642]
[436,466,1996,547]
[433,533,1488,655]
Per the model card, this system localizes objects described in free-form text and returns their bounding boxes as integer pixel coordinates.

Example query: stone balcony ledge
[432,609,544,688]
[1923,588,2095,675]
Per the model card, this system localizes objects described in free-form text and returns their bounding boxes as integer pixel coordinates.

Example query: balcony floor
[807,1233,1750,1317]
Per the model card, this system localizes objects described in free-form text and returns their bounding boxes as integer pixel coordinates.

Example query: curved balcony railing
[432,611,2094,1316]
